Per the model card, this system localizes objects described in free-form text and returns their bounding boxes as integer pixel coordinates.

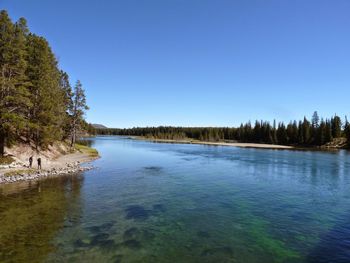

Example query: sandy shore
[0,147,99,184]
[135,137,294,150]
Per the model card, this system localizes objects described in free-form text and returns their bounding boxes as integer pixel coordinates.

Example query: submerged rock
[113,254,123,263]
[201,246,234,257]
[99,221,116,232]
[90,233,110,245]
[197,231,211,238]
[125,205,150,221]
[74,238,90,248]
[152,204,166,213]
[87,221,116,234]
[121,239,142,249]
[86,226,100,234]
[123,227,140,240]
[98,239,117,251]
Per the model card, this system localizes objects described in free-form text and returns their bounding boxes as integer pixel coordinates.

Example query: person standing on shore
[29,156,33,168]
[37,158,42,170]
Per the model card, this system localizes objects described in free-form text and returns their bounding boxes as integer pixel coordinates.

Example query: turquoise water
[1,136,350,262]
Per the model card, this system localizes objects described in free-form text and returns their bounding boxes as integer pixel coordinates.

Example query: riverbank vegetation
[75,144,99,158]
[0,156,14,165]
[98,112,350,149]
[0,10,94,156]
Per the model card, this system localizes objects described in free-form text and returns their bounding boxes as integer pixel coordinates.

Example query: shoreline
[132,137,294,149]
[130,136,343,151]
[0,146,99,185]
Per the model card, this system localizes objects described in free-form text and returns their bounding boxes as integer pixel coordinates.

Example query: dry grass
[4,169,37,177]
[75,144,99,157]
[0,156,15,165]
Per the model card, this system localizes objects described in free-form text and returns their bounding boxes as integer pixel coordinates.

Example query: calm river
[1,136,350,263]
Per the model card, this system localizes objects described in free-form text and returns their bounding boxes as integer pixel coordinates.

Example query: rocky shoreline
[0,162,95,184]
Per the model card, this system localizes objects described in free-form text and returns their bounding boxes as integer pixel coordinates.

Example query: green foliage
[69,80,89,147]
[0,10,31,154]
[97,113,349,148]
[344,117,350,148]
[26,34,67,146]
[0,10,91,155]
[331,115,342,139]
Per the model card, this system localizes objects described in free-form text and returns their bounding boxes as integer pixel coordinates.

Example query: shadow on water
[0,174,84,263]
[124,203,167,221]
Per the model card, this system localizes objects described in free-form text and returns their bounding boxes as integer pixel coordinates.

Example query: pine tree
[311,111,320,128]
[301,117,311,145]
[272,120,277,144]
[0,11,31,155]
[318,119,326,146]
[59,71,73,139]
[70,80,89,148]
[311,111,320,145]
[344,116,350,148]
[0,10,91,154]
[331,115,342,138]
[277,123,288,145]
[26,34,66,147]
[325,119,333,143]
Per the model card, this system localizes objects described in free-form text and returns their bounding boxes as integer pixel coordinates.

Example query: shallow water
[1,136,350,263]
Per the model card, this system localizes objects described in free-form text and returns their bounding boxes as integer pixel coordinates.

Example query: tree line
[98,112,350,148]
[0,10,91,156]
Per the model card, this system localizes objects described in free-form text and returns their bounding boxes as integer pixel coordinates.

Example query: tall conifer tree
[70,80,89,148]
[0,11,31,155]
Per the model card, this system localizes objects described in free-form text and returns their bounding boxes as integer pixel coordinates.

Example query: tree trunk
[0,130,5,156]
[71,131,75,148]
[70,124,76,149]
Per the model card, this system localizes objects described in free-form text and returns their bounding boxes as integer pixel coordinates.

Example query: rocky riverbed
[0,162,94,184]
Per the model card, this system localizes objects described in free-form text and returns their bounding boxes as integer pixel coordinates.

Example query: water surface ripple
[1,136,350,263]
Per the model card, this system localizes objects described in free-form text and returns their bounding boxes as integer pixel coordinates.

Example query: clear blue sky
[2,0,350,128]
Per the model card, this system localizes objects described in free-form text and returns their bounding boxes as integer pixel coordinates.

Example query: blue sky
[2,0,350,128]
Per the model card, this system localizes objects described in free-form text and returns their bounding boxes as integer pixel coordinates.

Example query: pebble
[0,164,94,184]
[0,161,25,169]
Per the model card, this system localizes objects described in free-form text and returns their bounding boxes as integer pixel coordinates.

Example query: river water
[1,136,350,263]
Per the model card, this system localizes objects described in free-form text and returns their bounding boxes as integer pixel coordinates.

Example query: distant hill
[92,124,108,129]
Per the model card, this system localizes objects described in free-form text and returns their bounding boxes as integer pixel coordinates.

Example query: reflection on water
[0,175,83,263]
[1,136,350,263]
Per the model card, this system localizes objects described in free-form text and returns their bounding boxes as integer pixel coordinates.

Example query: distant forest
[97,112,350,148]
[0,10,93,155]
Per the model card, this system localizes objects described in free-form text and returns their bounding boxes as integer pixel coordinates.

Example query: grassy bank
[4,169,36,177]
[0,156,15,165]
[75,144,99,157]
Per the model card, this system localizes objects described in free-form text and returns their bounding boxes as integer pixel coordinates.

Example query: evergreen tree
[331,115,342,138]
[311,111,320,128]
[344,116,350,148]
[272,120,277,144]
[70,80,89,148]
[325,119,333,143]
[26,34,66,147]
[311,111,320,145]
[300,117,311,145]
[277,123,288,145]
[59,71,73,139]
[318,119,326,146]
[0,10,91,155]
[0,11,31,155]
